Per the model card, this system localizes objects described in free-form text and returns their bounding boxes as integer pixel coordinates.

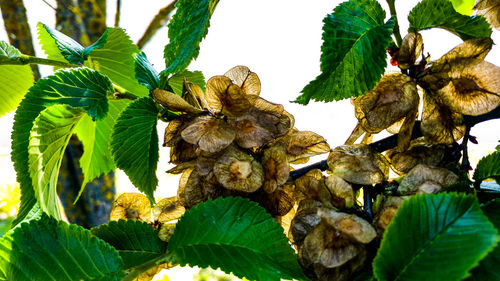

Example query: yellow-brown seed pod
[327,144,389,185]
[353,73,419,134]
[109,193,151,222]
[294,169,324,202]
[223,65,261,96]
[181,115,236,154]
[153,197,185,223]
[475,0,500,30]
[398,164,459,195]
[281,130,330,163]
[158,223,176,243]
[321,175,354,210]
[420,94,466,144]
[318,208,377,244]
[373,196,406,235]
[397,32,423,69]
[177,168,206,208]
[262,145,290,193]
[386,139,446,174]
[213,146,264,192]
[289,199,323,245]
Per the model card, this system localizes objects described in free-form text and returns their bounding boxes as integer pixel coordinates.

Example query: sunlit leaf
[450,0,476,15]
[295,0,394,103]
[373,193,499,281]
[28,105,84,219]
[408,0,492,40]
[11,68,111,226]
[75,100,131,200]
[0,214,124,280]
[166,70,206,96]
[91,220,167,269]
[474,151,500,186]
[163,0,220,75]
[111,97,159,203]
[0,42,34,117]
[168,197,307,281]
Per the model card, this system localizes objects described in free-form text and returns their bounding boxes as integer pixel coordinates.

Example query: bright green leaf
[36,23,85,64]
[75,99,131,201]
[135,52,159,91]
[37,23,149,96]
[91,220,167,269]
[0,43,34,117]
[168,197,307,281]
[0,214,124,280]
[373,193,499,281]
[163,0,220,75]
[0,41,21,59]
[166,70,206,96]
[87,28,149,97]
[468,199,500,280]
[295,0,394,104]
[11,68,111,226]
[111,97,159,203]
[450,0,476,15]
[28,105,84,219]
[408,0,492,40]
[473,151,500,187]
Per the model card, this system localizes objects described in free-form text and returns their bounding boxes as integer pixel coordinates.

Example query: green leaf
[0,214,124,280]
[373,193,499,281]
[473,151,500,187]
[167,197,307,281]
[295,0,394,104]
[11,68,111,226]
[163,0,220,75]
[75,99,131,201]
[28,105,85,219]
[37,23,149,96]
[468,199,500,280]
[0,43,34,117]
[166,70,206,96]
[36,23,85,64]
[87,28,149,97]
[91,220,167,269]
[135,52,159,91]
[111,97,159,203]
[449,0,476,15]
[0,41,21,59]
[408,0,492,40]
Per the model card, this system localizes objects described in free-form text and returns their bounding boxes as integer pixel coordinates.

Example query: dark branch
[288,105,500,181]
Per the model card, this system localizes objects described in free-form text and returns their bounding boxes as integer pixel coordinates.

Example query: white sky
[0,1,499,278]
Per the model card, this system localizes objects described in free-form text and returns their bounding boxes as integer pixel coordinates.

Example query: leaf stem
[387,0,403,47]
[0,54,78,68]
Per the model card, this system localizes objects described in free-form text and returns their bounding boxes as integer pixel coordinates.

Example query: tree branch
[136,0,177,49]
[288,105,500,181]
[0,54,79,68]
[114,0,121,27]
[0,0,41,80]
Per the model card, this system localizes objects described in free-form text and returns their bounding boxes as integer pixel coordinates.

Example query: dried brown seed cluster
[158,66,330,215]
[290,200,376,281]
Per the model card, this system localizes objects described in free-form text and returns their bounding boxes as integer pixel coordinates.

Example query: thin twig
[114,0,121,27]
[386,0,403,47]
[288,105,500,181]
[0,54,78,68]
[136,0,178,49]
[41,0,56,11]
